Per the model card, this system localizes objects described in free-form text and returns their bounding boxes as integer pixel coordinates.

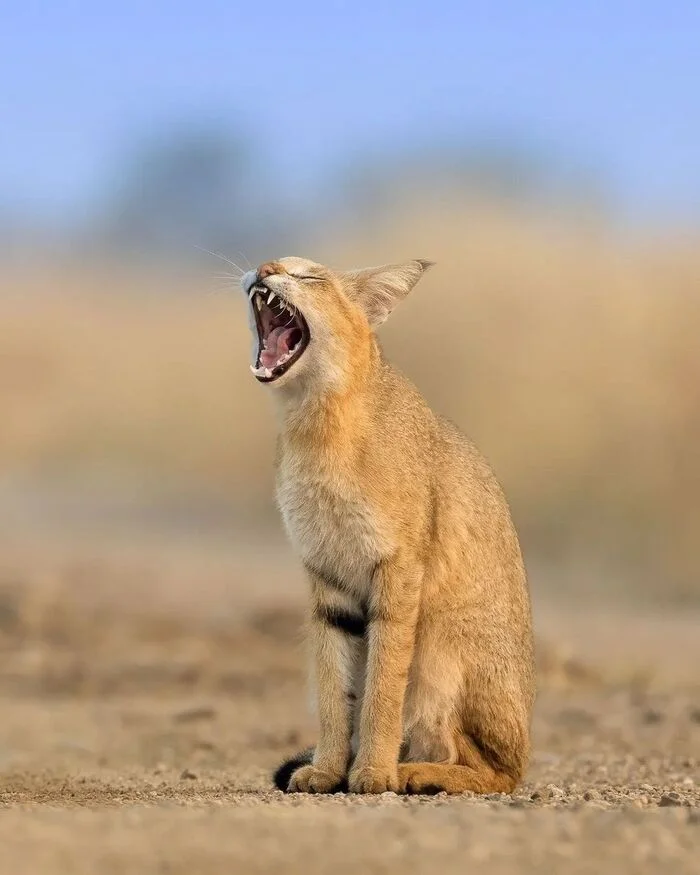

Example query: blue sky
[2,1,699,222]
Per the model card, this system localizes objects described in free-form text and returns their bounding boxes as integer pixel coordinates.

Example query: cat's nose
[258,262,287,280]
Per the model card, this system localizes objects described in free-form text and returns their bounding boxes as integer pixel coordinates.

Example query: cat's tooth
[255,296,262,311]
[248,287,255,300]
[267,292,276,305]
[264,368,272,378]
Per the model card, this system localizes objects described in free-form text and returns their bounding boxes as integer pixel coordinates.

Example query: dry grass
[1,205,699,597]
[2,203,699,875]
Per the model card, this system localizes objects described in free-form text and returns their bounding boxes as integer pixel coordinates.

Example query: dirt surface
[0,523,699,873]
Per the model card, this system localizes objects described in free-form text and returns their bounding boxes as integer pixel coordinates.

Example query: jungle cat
[239,256,535,794]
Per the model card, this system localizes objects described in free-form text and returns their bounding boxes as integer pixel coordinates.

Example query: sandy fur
[243,257,535,794]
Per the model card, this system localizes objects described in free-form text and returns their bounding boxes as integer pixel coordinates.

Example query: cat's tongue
[260,326,295,368]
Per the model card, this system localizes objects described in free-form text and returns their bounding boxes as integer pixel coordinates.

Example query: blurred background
[1,0,699,654]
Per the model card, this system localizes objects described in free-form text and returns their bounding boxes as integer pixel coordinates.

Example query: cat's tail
[273,747,314,791]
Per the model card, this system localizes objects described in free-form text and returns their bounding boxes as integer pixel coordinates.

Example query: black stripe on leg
[315,604,366,637]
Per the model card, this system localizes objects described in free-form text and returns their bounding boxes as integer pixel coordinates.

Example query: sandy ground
[0,505,699,873]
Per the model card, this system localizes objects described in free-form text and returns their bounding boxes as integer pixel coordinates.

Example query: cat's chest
[276,461,386,587]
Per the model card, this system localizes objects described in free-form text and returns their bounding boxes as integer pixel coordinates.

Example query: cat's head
[240,256,433,392]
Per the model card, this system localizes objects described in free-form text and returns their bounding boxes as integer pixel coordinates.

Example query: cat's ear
[341,259,434,327]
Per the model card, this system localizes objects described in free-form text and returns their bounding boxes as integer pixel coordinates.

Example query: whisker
[193,245,245,276]
[231,250,253,271]
[206,277,245,293]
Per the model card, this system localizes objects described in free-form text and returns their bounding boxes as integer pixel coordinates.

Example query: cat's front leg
[288,569,362,793]
[348,556,420,794]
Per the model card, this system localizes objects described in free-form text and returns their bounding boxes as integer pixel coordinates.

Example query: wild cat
[239,257,535,794]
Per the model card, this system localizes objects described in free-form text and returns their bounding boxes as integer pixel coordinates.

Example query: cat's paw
[287,765,347,794]
[348,765,399,794]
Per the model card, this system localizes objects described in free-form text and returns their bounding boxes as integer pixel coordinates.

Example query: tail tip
[273,749,314,792]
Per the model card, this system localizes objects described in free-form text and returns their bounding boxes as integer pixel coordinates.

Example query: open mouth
[248,284,310,382]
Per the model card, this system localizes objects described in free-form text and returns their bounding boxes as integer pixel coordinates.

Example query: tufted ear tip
[341,259,432,328]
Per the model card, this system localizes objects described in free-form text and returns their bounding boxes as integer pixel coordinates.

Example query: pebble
[531,784,564,802]
[659,792,683,807]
